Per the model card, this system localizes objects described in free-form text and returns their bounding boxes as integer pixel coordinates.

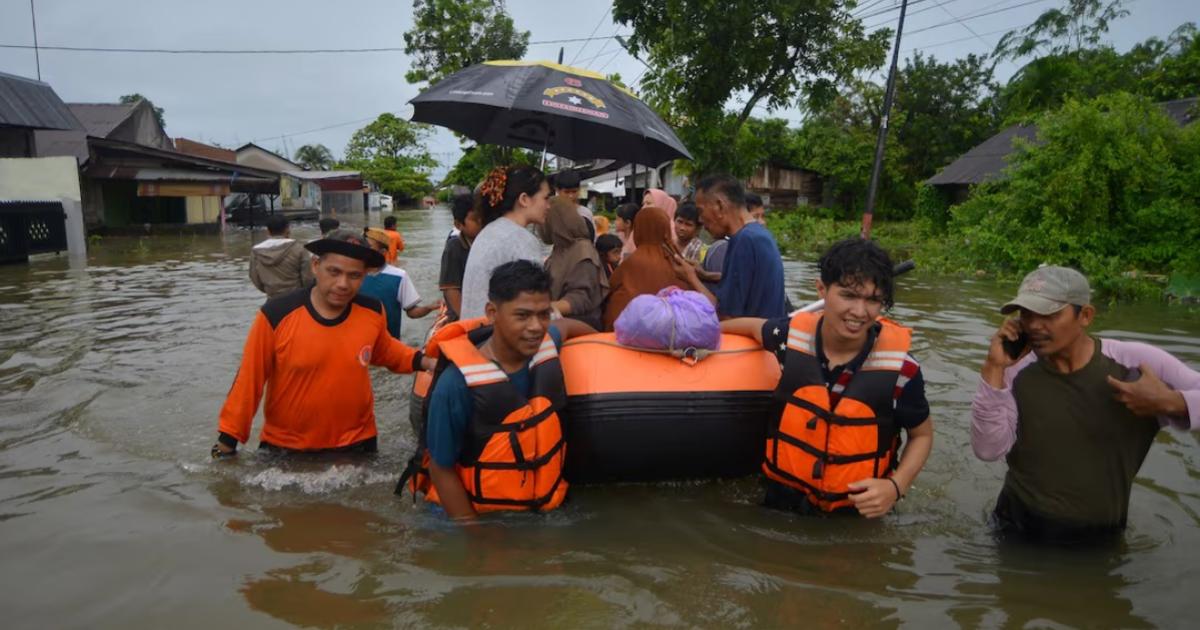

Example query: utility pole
[860,0,909,240]
[30,0,41,80]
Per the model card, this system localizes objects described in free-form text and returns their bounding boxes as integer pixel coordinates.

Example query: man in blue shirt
[671,174,787,319]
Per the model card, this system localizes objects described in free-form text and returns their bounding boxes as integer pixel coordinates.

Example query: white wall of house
[0,156,87,257]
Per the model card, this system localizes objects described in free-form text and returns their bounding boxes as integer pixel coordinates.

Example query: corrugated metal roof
[1160,96,1199,126]
[0,71,80,131]
[285,170,361,180]
[66,103,137,138]
[926,124,1038,186]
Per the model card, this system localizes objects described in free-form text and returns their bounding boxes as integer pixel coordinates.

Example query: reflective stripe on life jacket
[408,320,568,513]
[764,311,912,512]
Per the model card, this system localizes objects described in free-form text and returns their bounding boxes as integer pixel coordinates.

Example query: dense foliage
[934,93,1200,297]
[293,144,334,171]
[613,0,888,177]
[341,114,437,204]
[402,0,529,87]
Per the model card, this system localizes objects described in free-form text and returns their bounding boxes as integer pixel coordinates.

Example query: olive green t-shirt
[1004,337,1160,527]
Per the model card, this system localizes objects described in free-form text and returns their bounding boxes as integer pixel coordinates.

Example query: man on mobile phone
[973,266,1200,544]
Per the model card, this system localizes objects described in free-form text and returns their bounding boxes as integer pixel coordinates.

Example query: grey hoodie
[249,238,314,298]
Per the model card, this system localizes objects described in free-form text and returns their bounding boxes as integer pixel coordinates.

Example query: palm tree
[294,144,335,171]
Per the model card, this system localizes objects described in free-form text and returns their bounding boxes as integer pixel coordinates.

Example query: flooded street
[2,206,1199,628]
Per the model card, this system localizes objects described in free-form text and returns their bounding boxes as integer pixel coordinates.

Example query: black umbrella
[409,60,692,166]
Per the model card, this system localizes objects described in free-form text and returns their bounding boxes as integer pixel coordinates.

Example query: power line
[0,34,629,56]
[903,0,1053,36]
[928,0,991,47]
[249,115,383,143]
[902,20,1033,53]
[576,47,623,68]
[852,0,895,18]
[569,7,611,65]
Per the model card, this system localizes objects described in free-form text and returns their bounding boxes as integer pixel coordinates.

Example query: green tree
[893,52,1000,185]
[403,0,530,87]
[119,93,166,129]
[994,0,1130,61]
[342,114,438,204]
[443,144,535,187]
[293,144,334,170]
[791,80,910,217]
[946,93,1200,295]
[614,0,888,176]
[1141,23,1200,100]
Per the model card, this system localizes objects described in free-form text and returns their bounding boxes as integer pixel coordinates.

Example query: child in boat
[721,238,933,518]
[595,234,623,280]
[674,201,707,264]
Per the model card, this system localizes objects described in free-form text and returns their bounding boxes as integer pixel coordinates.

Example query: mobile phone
[1122,366,1142,382]
[1002,331,1029,360]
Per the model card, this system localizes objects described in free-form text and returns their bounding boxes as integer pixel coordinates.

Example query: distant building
[928,96,1199,203]
[746,164,824,209]
[15,95,277,231]
[0,71,87,260]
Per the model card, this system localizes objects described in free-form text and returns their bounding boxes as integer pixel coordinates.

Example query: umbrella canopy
[410,60,691,166]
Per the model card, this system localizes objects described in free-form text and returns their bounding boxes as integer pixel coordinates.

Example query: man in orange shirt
[382,215,405,263]
[212,230,433,457]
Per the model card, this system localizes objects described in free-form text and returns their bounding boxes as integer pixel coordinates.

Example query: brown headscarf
[545,197,608,309]
[603,206,683,330]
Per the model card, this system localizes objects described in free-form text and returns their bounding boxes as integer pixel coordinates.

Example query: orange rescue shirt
[218,288,420,450]
[385,229,404,264]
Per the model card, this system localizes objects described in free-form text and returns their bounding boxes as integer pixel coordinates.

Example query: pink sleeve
[1101,339,1200,430]
[970,354,1036,461]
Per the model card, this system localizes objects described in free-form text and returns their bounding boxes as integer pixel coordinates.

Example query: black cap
[554,170,581,189]
[305,228,385,268]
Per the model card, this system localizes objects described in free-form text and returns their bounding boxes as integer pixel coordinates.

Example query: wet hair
[696,174,746,208]
[479,165,548,226]
[450,192,476,224]
[595,233,623,255]
[615,202,641,223]
[265,214,289,235]
[488,259,551,304]
[318,218,339,234]
[745,193,763,209]
[383,215,397,228]
[676,201,700,225]
[818,238,895,309]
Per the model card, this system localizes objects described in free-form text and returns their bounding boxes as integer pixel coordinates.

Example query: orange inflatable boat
[558,333,782,483]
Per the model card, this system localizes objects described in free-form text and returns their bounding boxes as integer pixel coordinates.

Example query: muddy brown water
[1,207,1199,628]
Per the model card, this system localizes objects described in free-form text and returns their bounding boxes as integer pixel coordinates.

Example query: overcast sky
[1,0,1195,178]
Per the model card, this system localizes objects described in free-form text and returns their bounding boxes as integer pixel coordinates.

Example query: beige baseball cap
[1000,266,1091,315]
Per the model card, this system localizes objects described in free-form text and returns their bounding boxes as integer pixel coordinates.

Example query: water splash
[240,464,396,494]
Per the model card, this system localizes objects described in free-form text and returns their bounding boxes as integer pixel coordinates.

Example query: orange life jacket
[764,311,912,512]
[404,317,568,513]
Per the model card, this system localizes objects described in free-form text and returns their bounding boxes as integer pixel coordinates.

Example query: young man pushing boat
[212,230,433,457]
[722,238,933,517]
[403,260,594,520]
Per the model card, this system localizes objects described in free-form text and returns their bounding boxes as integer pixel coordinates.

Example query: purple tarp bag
[614,286,721,351]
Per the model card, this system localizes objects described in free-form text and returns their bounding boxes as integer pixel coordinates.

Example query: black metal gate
[0,201,68,264]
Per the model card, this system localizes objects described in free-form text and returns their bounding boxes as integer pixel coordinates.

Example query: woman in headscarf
[602,206,683,330]
[544,197,609,330]
[621,188,677,259]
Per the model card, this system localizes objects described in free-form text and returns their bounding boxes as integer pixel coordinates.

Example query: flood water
[2,206,1199,628]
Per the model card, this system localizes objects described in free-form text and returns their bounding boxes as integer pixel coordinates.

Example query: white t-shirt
[380,264,421,310]
[459,216,546,319]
